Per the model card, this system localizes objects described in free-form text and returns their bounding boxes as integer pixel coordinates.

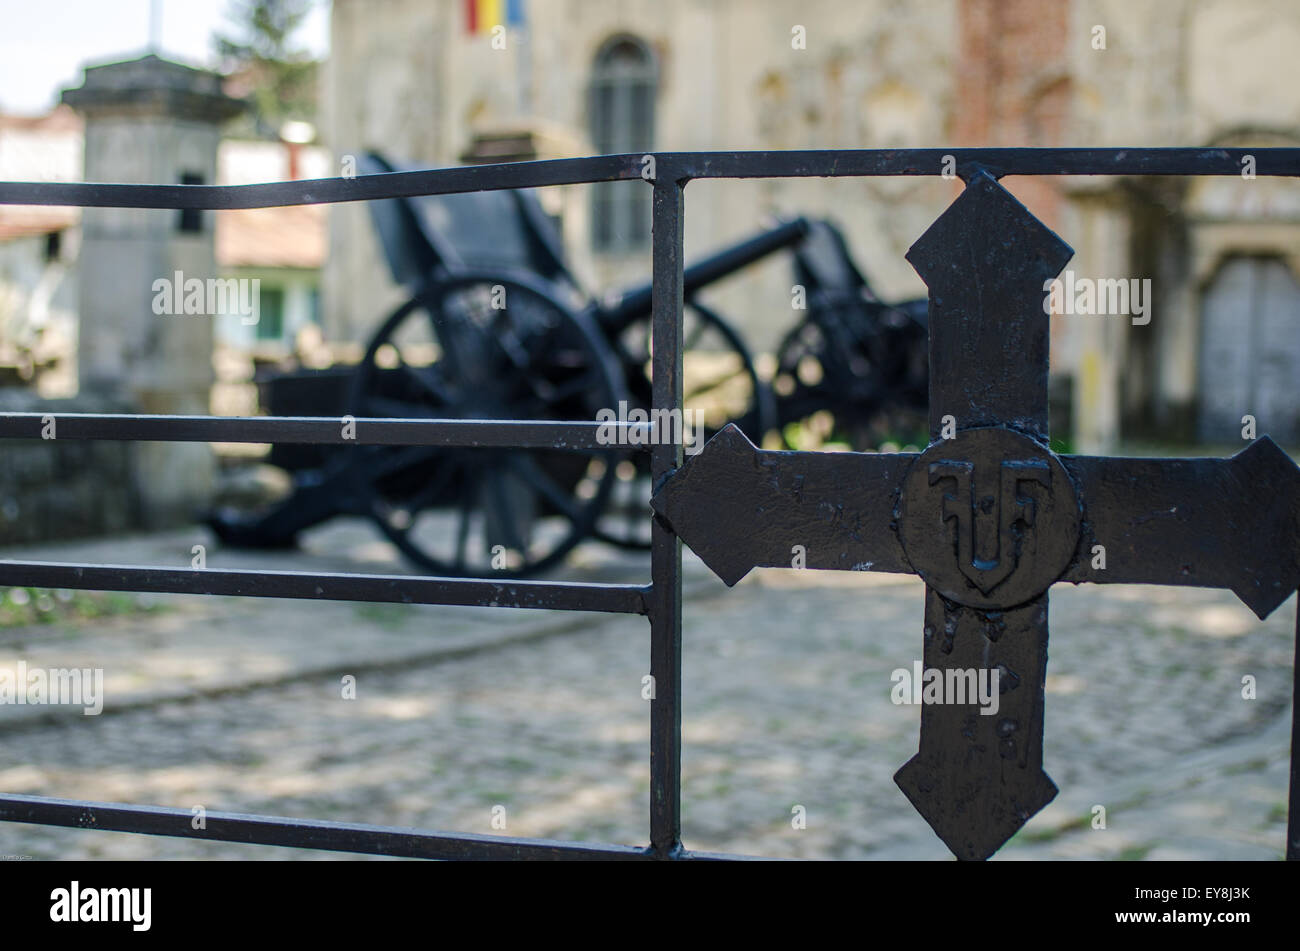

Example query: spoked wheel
[594,298,778,549]
[347,274,629,577]
[773,300,928,450]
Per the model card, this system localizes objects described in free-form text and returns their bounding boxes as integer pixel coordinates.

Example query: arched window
[589,35,657,253]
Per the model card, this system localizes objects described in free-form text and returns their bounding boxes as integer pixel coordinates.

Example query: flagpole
[516,5,531,116]
[149,0,162,53]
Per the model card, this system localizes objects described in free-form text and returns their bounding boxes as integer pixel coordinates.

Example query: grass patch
[352,601,415,628]
[0,587,169,630]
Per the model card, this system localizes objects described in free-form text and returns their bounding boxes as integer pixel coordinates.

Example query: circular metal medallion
[897,427,1080,610]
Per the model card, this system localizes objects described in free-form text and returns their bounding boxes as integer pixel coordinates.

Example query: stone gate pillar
[63,55,244,526]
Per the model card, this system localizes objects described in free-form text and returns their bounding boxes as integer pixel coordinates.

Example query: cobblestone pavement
[0,521,1293,860]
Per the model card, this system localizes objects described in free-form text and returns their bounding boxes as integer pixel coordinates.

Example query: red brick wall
[954,0,1072,227]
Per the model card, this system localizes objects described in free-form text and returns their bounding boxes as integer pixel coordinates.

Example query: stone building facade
[322,0,1300,451]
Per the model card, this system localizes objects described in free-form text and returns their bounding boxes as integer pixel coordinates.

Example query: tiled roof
[214,204,327,269]
[0,205,78,241]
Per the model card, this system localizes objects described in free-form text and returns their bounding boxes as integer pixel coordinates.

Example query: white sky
[0,0,332,116]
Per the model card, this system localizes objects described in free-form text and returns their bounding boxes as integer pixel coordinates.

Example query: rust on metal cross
[651,171,1300,860]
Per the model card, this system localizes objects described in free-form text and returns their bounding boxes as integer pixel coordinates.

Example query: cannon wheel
[772,299,929,450]
[347,273,630,577]
[593,298,778,550]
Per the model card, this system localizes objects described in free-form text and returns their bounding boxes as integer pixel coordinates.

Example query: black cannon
[209,153,810,575]
[773,219,929,448]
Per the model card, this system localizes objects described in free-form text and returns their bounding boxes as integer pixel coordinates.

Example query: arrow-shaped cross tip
[649,423,763,587]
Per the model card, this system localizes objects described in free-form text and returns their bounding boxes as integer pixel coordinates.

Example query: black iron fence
[0,148,1297,860]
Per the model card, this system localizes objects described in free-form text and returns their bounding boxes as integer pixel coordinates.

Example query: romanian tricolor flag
[466,0,525,33]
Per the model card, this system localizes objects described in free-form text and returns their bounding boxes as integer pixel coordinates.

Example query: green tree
[213,0,319,138]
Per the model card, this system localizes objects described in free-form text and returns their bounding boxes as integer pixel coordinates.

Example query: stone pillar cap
[61,53,246,123]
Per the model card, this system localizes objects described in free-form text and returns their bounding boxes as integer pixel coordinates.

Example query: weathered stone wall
[0,390,137,547]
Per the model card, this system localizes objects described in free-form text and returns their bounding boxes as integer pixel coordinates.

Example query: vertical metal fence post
[648,168,685,857]
[1289,601,1300,860]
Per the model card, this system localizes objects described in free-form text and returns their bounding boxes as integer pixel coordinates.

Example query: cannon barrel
[599,216,811,330]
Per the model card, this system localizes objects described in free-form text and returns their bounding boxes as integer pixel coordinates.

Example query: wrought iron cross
[651,171,1300,860]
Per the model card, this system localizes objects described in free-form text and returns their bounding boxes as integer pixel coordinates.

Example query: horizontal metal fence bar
[2,149,1295,210]
[674,147,1300,181]
[0,794,654,860]
[0,561,649,614]
[0,413,650,452]
[0,153,646,208]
